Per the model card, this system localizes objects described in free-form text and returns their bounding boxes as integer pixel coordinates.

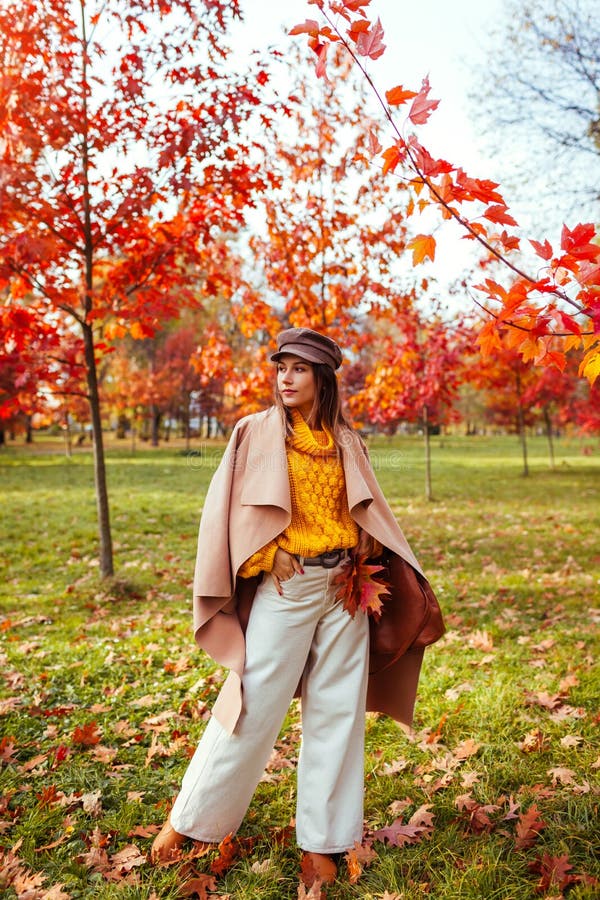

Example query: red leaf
[514,803,546,850]
[367,129,382,155]
[530,238,553,261]
[355,18,386,60]
[408,76,440,125]
[561,222,600,261]
[483,204,518,227]
[529,852,575,893]
[332,553,390,619]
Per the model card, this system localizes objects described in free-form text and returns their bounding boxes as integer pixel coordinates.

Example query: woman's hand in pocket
[270,549,304,595]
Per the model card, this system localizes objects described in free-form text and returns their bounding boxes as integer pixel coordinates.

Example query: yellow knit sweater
[238,408,359,577]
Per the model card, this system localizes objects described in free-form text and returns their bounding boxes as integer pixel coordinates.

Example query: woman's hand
[270,548,304,595]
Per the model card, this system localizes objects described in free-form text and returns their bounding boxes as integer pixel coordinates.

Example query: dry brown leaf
[250,858,272,874]
[517,729,549,753]
[559,734,583,748]
[547,766,576,786]
[453,738,481,760]
[81,790,102,816]
[179,874,218,898]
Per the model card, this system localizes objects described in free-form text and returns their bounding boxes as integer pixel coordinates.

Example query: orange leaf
[381,142,405,175]
[385,85,418,106]
[289,19,320,36]
[72,722,101,747]
[407,234,436,265]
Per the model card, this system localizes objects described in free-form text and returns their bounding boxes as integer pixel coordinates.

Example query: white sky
[228,0,532,295]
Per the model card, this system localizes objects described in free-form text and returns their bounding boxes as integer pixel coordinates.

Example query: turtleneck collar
[288,408,336,455]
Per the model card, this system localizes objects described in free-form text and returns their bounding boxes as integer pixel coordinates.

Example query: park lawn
[0,432,599,900]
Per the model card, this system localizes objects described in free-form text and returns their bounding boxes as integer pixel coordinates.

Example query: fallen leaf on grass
[210,834,241,876]
[524,690,563,710]
[81,790,102,816]
[514,804,546,850]
[454,794,500,834]
[374,804,434,846]
[453,738,481,760]
[528,852,575,893]
[547,766,576,786]
[344,840,378,883]
[468,629,494,651]
[71,721,101,747]
[377,756,409,776]
[250,858,272,874]
[559,734,583,748]
[179,874,218,898]
[517,729,549,753]
[104,844,146,880]
[128,824,160,838]
[297,877,324,899]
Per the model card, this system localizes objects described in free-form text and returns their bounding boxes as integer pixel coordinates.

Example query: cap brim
[270,344,333,366]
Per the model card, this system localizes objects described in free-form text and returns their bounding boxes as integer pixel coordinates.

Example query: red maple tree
[0,0,278,575]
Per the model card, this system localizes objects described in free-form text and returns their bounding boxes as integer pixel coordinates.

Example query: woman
[151,327,443,883]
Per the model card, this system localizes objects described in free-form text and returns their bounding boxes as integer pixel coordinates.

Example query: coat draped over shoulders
[192,406,444,734]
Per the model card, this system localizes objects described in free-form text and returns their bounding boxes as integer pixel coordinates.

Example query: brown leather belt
[299,549,349,568]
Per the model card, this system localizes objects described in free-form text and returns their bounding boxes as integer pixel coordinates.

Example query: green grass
[1,432,599,899]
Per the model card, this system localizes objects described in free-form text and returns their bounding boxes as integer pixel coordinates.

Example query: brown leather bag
[369,552,445,671]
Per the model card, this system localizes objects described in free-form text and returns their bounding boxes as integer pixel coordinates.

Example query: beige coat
[192,407,444,734]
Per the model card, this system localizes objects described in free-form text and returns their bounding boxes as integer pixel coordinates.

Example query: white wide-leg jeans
[170,561,369,853]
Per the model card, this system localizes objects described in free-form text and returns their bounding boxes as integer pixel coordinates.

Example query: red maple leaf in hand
[333,552,390,619]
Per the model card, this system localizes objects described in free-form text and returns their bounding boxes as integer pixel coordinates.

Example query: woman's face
[276,354,316,419]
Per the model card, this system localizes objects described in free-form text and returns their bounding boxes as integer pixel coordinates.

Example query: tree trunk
[185,408,191,452]
[423,406,433,501]
[543,406,555,470]
[82,321,114,577]
[151,406,161,447]
[515,370,529,477]
[0,427,5,446]
[63,413,72,458]
[25,415,33,443]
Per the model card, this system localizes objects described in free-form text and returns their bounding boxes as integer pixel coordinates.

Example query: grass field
[1,432,599,899]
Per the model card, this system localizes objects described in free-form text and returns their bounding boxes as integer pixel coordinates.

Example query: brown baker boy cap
[270,327,343,370]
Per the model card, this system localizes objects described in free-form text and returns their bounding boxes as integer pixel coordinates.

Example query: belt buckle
[321,550,342,568]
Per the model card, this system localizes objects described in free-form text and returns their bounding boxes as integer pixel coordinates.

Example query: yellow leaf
[579,348,600,385]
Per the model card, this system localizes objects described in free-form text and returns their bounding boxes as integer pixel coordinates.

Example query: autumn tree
[291,1,600,386]
[470,0,600,218]
[466,341,539,476]
[0,0,277,576]
[351,305,466,500]
[248,43,411,352]
[521,360,580,468]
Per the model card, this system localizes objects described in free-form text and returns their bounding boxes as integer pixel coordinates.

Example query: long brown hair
[274,362,353,443]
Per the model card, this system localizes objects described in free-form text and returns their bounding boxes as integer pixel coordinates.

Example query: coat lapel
[240,408,291,513]
[340,432,374,512]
